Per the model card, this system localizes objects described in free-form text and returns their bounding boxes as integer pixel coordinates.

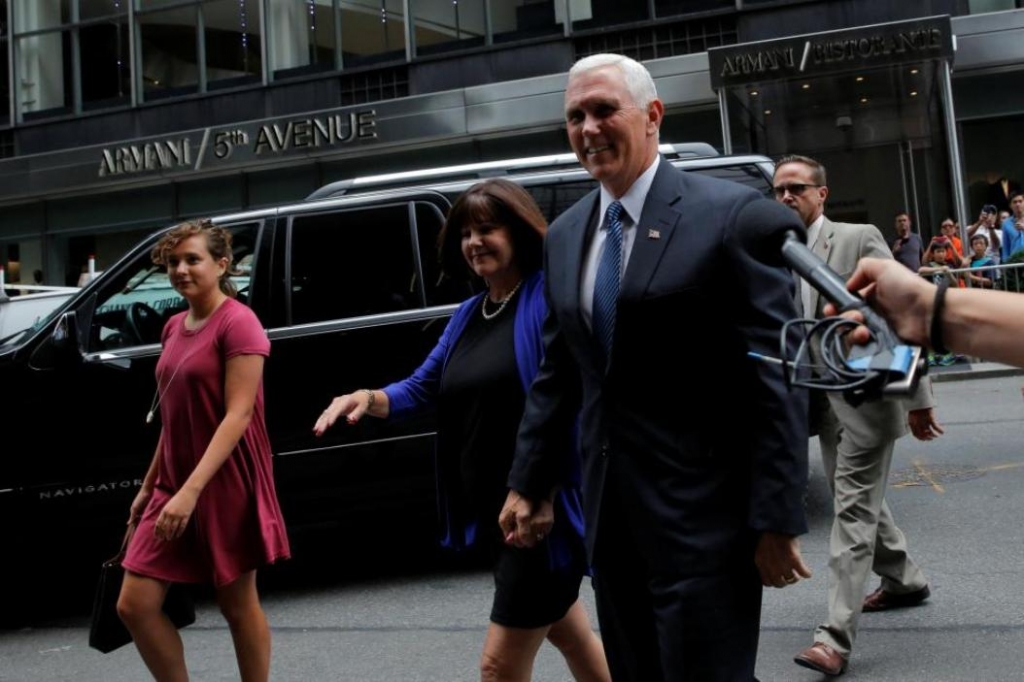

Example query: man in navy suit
[499,54,812,680]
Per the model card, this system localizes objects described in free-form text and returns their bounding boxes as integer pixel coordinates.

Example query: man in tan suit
[774,155,943,676]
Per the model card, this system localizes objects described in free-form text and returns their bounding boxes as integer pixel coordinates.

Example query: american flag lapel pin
[648,228,661,240]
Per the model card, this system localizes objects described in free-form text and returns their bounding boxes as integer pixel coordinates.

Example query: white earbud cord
[146,342,204,425]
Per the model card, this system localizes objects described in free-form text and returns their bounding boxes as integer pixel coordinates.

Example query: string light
[308,0,317,63]
[114,0,124,96]
[239,0,249,73]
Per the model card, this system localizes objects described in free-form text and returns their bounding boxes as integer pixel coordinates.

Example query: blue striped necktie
[592,201,624,362]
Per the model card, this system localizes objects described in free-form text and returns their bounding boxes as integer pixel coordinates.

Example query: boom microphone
[783,229,925,400]
[780,230,901,350]
[743,200,925,400]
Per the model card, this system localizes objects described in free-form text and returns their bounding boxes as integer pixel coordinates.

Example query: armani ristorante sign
[708,15,954,89]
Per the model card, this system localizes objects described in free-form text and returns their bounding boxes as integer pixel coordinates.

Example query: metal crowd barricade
[947,262,1024,293]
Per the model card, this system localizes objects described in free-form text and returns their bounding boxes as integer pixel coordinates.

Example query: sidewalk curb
[928,366,1024,383]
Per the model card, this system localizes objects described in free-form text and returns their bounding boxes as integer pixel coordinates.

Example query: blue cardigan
[383,270,585,570]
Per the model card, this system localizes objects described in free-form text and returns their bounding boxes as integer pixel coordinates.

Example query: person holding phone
[891,212,923,272]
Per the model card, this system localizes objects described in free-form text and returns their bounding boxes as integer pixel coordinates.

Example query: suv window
[524,181,599,225]
[414,202,475,308]
[692,165,773,197]
[90,224,258,350]
[288,204,424,325]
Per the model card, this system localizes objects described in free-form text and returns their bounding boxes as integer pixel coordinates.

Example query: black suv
[0,145,776,611]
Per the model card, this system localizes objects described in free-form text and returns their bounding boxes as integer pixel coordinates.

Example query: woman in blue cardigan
[314,179,609,682]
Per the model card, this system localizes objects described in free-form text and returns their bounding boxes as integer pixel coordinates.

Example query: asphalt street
[2,371,1023,681]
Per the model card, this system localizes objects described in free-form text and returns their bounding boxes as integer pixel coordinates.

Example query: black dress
[439,290,582,628]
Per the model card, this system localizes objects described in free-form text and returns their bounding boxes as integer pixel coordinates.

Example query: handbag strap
[113,521,138,563]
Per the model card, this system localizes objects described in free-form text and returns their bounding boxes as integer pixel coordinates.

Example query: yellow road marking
[912,458,945,494]
[891,461,1024,490]
[980,462,1024,473]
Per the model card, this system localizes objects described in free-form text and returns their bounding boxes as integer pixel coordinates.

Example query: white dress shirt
[581,157,660,330]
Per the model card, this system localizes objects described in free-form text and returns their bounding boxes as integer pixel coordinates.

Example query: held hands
[755,532,813,589]
[154,488,198,541]
[498,489,554,548]
[313,392,370,436]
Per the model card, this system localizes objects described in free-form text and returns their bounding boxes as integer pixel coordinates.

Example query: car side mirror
[29,311,85,370]
[53,311,80,349]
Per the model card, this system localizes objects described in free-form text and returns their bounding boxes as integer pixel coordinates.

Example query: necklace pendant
[146,410,154,424]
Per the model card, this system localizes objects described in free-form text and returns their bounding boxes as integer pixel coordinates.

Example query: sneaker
[938,354,957,366]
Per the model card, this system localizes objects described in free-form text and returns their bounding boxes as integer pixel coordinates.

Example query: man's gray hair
[775,154,827,186]
[569,53,658,109]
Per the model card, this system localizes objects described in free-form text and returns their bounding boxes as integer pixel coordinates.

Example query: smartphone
[880,345,926,396]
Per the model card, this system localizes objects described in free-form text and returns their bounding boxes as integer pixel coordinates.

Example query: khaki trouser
[813,404,929,656]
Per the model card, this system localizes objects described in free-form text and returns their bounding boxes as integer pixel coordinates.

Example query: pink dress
[123,298,291,586]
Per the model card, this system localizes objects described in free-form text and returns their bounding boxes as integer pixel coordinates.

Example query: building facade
[1,0,1023,286]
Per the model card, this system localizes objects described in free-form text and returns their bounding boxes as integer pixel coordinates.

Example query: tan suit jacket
[808,217,934,443]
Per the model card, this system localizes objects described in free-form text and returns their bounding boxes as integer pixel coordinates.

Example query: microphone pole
[779,230,925,398]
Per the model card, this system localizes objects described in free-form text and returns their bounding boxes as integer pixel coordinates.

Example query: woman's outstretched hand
[313,393,367,436]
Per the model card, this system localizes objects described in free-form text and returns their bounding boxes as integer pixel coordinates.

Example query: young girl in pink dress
[117,220,290,682]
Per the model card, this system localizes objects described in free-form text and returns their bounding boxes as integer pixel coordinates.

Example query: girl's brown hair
[150,219,239,297]
[438,179,548,281]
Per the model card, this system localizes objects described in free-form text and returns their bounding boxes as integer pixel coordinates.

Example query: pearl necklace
[481,279,523,320]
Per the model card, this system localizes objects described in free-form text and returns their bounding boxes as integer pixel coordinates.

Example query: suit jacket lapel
[566,192,599,321]
[810,217,836,317]
[619,159,683,301]
[562,192,606,370]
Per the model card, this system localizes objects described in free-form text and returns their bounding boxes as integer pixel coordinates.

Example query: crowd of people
[111,52,1024,682]
[885,195,1024,369]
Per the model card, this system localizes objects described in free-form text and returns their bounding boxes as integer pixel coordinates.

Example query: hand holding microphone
[826,256,1024,369]
[742,200,925,401]
[822,258,935,348]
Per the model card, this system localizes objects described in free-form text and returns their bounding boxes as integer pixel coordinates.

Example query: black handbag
[88,522,197,654]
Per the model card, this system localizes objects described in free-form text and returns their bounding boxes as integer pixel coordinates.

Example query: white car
[0,287,78,344]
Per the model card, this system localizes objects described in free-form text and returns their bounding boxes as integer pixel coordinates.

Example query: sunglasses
[772,183,820,198]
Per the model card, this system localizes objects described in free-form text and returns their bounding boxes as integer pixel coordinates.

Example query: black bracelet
[930,278,951,354]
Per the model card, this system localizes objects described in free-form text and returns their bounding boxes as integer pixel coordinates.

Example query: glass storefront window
[138,0,188,9]
[139,4,199,97]
[16,31,74,117]
[967,0,1018,13]
[491,0,560,43]
[268,0,337,78]
[10,1,132,119]
[81,16,131,109]
[0,0,9,124]
[79,0,129,21]
[412,0,485,57]
[204,0,262,89]
[655,0,735,18]
[1,237,43,286]
[340,0,406,67]
[570,0,649,32]
[13,0,72,33]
